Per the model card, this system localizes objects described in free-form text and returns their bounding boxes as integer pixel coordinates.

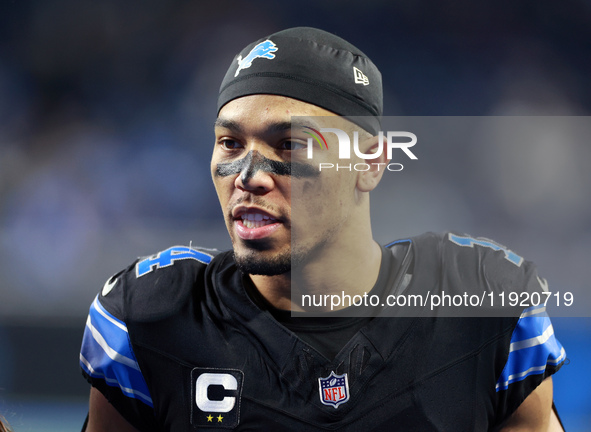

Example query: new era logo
[353,67,369,85]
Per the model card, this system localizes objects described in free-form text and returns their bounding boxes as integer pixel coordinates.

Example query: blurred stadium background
[0,1,589,430]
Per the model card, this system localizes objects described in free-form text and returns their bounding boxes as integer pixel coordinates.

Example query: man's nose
[234,151,275,193]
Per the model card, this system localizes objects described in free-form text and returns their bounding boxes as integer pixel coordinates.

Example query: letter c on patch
[195,373,238,413]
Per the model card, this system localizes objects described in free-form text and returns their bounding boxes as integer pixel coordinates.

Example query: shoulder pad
[440,231,548,307]
[388,232,549,318]
[99,245,221,323]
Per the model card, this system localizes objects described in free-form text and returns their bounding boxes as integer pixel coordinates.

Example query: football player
[80,27,565,431]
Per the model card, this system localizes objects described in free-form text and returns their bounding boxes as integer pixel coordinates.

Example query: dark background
[0,1,589,430]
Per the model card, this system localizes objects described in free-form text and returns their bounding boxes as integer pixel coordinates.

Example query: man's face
[212,95,360,276]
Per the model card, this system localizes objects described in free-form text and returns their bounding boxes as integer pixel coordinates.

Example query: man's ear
[356,134,390,193]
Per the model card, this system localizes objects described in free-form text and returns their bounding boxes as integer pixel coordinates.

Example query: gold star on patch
[217,415,223,422]
[206,415,213,422]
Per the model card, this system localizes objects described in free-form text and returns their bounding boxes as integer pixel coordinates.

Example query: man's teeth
[240,213,276,229]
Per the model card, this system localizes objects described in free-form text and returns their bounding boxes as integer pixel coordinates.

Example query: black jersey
[80,232,565,431]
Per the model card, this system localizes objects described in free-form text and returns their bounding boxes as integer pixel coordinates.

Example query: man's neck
[249,238,383,312]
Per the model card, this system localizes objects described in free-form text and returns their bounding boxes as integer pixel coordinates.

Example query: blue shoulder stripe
[496,306,565,391]
[80,296,153,407]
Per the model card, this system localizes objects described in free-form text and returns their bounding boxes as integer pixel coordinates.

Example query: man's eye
[219,139,242,150]
[280,140,306,150]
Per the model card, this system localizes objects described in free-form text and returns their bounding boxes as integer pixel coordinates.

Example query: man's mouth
[232,208,283,240]
[240,212,278,229]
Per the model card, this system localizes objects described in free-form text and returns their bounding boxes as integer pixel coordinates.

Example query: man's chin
[233,251,291,276]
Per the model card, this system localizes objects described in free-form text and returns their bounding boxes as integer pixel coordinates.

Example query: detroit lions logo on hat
[235,40,278,77]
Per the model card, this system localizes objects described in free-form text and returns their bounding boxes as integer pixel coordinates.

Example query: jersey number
[448,233,523,267]
[136,246,212,277]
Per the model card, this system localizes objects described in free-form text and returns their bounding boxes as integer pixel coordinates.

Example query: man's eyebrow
[290,119,322,131]
[266,121,292,134]
[214,118,322,134]
[214,118,243,133]
[260,120,324,133]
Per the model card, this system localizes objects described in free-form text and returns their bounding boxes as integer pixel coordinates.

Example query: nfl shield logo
[318,371,350,408]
